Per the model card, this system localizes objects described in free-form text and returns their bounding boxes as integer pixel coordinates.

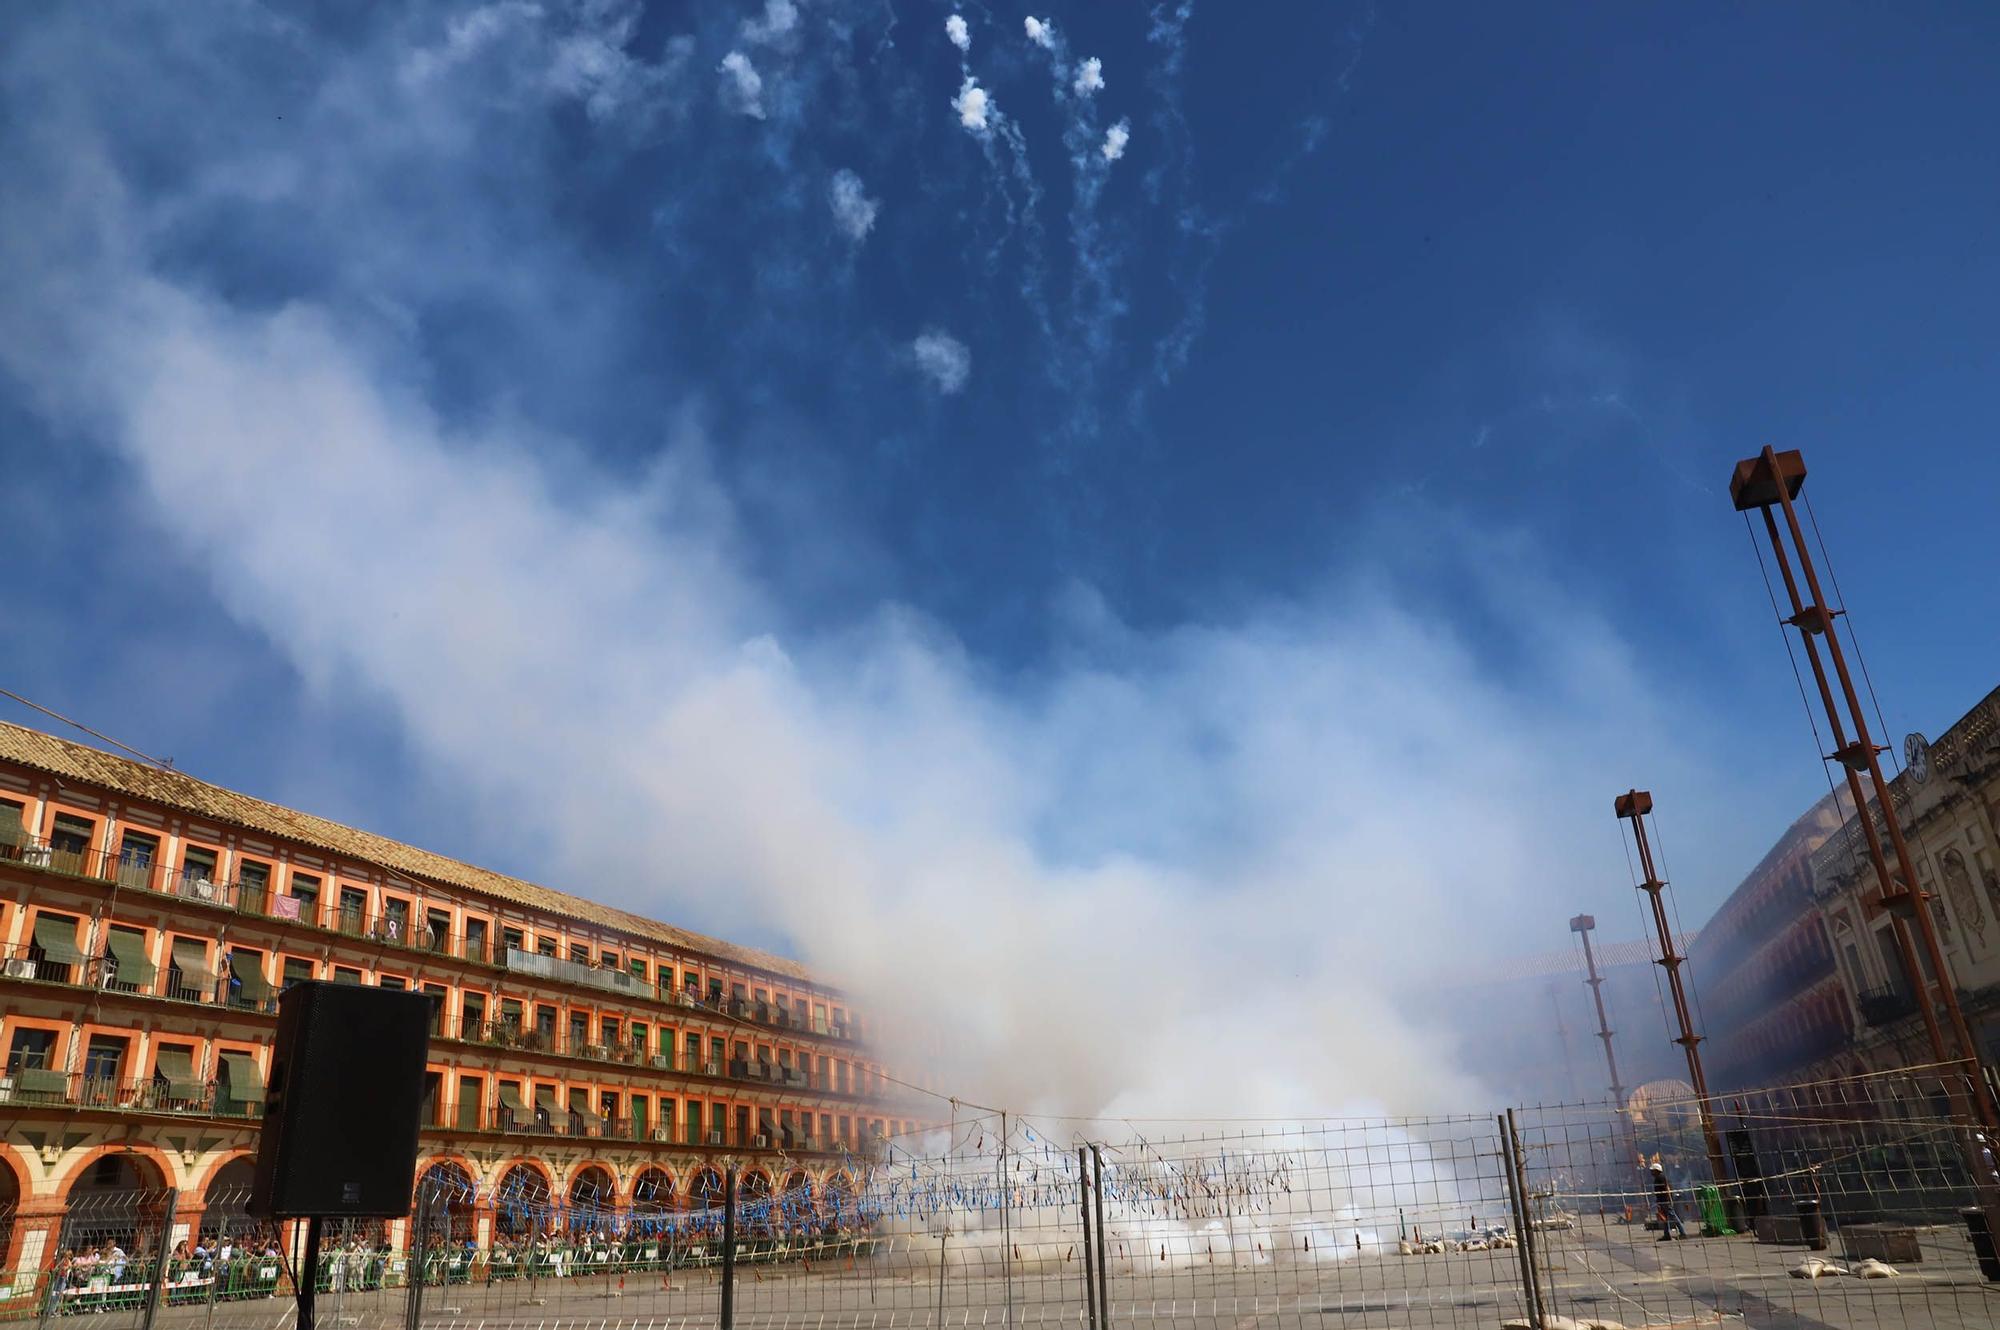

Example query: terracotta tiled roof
[0,720,814,983]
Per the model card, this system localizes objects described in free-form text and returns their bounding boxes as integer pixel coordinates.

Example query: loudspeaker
[249,980,433,1218]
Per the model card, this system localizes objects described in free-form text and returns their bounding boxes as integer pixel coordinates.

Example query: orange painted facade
[0,722,920,1279]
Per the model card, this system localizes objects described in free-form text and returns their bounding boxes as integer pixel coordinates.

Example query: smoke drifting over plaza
[0,2,1982,1131]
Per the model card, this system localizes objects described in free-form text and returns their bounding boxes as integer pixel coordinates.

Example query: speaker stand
[297,1215,324,1330]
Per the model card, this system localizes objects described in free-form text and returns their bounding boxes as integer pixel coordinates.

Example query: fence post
[1497,1116,1542,1330]
[1089,1146,1109,1330]
[935,1234,947,1328]
[1512,1112,1554,1328]
[206,1201,230,1321]
[1077,1148,1097,1330]
[1217,1147,1235,1268]
[35,1210,70,1330]
[405,1185,431,1330]
[298,1215,323,1330]
[139,1188,178,1330]
[720,1165,736,1330]
[998,1111,1013,1330]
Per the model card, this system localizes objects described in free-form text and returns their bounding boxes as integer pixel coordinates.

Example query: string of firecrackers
[420,1128,1439,1230]
[866,1145,1315,1223]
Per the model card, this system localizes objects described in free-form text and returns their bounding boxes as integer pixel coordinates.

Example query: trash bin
[1797,1199,1826,1251]
[1964,1208,2000,1281]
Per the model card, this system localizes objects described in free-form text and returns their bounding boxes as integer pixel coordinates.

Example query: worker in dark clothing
[1649,1162,1688,1240]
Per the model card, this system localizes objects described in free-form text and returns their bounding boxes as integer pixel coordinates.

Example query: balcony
[0,834,873,1057]
[1857,984,1918,1027]
[502,947,649,998]
[0,1068,256,1120]
[0,958,891,1104]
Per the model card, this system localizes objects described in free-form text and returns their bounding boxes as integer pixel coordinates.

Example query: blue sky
[2,2,1996,1110]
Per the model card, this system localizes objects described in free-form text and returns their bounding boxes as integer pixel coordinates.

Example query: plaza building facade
[1809,684,2000,1073]
[1685,789,1853,1093]
[0,721,924,1282]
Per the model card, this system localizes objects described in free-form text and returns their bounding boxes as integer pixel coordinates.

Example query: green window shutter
[155,1047,203,1101]
[32,916,84,965]
[230,954,273,999]
[104,931,158,987]
[497,1085,525,1114]
[0,803,24,847]
[218,1052,264,1100]
[17,1066,70,1098]
[170,938,214,985]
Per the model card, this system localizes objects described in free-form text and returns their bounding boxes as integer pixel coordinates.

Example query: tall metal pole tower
[1569,914,1626,1111]
[1549,982,1581,1102]
[1729,447,1994,1125]
[1615,788,1731,1192]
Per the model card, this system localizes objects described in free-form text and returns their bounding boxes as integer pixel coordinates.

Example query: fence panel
[7,1187,176,1330]
[1513,1062,2000,1330]
[8,1074,1995,1330]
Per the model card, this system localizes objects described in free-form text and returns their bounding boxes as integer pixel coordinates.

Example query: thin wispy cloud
[400,0,542,86]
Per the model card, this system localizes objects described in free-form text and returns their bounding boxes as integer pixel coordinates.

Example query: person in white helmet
[1648,1162,1688,1240]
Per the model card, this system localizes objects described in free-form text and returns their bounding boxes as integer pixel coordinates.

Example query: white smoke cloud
[1024,16,1052,48]
[1073,56,1104,96]
[3,221,1751,1118]
[945,13,970,52]
[741,0,798,44]
[0,0,1761,1125]
[909,328,971,393]
[951,76,991,133]
[717,49,764,118]
[828,168,878,242]
[400,0,543,85]
[1101,119,1131,161]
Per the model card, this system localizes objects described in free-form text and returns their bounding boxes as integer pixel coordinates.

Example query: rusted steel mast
[1729,447,1992,1123]
[1616,789,1731,1193]
[1570,913,1626,1111]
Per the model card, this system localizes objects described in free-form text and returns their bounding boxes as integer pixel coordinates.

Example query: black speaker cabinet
[249,980,432,1218]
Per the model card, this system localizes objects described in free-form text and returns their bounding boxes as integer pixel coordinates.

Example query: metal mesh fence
[1511,1062,2000,1330]
[4,1066,1998,1329]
